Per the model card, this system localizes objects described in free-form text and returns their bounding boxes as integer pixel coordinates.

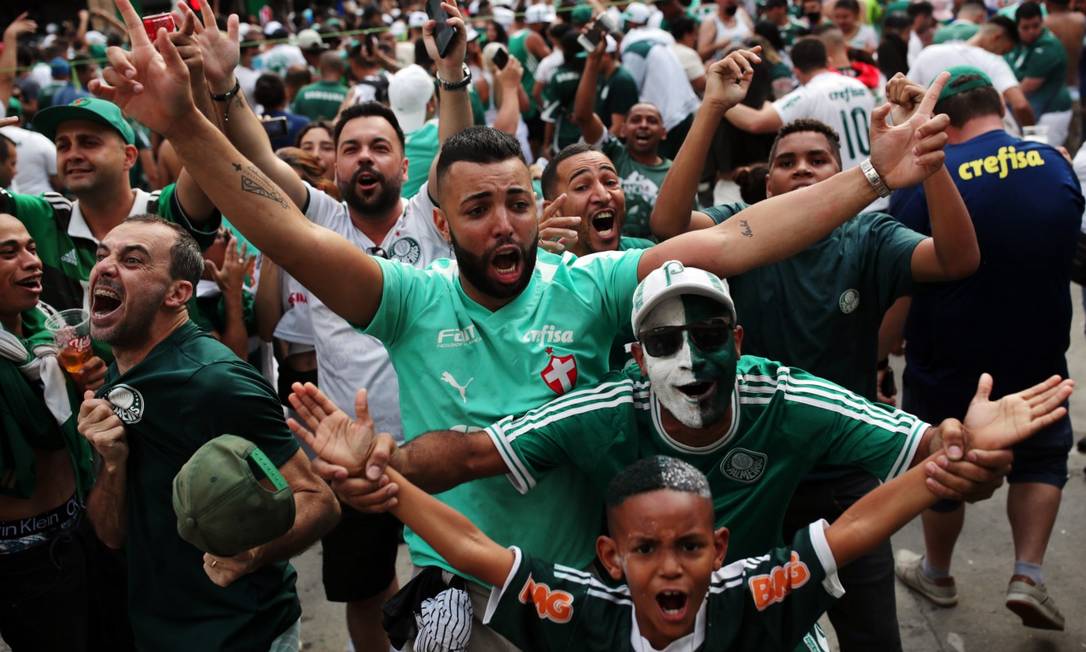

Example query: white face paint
[640,296,706,428]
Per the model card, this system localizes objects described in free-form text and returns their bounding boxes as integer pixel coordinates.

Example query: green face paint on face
[641,295,739,429]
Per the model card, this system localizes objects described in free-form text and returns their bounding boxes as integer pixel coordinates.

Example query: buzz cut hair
[542,142,594,200]
[605,456,712,511]
[123,215,204,287]
[769,119,843,168]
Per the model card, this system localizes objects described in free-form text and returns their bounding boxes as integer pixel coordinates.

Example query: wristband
[210,79,241,102]
[860,158,891,198]
[435,64,472,91]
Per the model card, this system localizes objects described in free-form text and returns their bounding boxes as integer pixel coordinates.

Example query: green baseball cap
[33,97,136,145]
[172,435,296,557]
[571,5,594,25]
[936,66,994,102]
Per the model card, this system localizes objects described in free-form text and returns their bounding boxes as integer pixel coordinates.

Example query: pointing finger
[114,0,153,49]
[916,71,950,117]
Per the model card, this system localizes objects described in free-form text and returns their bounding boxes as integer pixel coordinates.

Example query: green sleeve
[485,373,640,493]
[194,361,300,468]
[469,86,488,126]
[703,201,751,225]
[361,256,443,347]
[153,183,222,251]
[736,522,843,649]
[783,365,929,482]
[0,188,56,236]
[1019,43,1062,79]
[606,73,640,117]
[861,213,926,311]
[482,548,598,651]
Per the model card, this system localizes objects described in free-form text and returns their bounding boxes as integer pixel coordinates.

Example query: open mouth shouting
[632,130,654,147]
[354,168,383,194]
[91,281,124,325]
[677,381,716,402]
[590,209,618,241]
[13,273,43,297]
[489,244,523,285]
[655,589,690,623]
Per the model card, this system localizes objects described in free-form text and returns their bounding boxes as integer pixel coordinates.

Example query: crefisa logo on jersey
[540,348,578,395]
[107,384,145,424]
[721,448,767,483]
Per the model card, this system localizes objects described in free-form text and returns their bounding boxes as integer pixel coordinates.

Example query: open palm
[869,71,950,189]
[287,385,377,477]
[964,373,1073,450]
[182,0,241,91]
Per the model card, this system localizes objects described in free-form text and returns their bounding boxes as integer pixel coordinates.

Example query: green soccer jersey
[403,120,440,200]
[1006,29,1073,115]
[509,29,541,117]
[0,184,220,313]
[486,358,928,561]
[290,79,349,121]
[933,21,981,44]
[364,249,644,577]
[483,523,842,651]
[542,65,585,152]
[599,135,671,240]
[703,203,923,400]
[97,321,300,651]
[595,66,640,130]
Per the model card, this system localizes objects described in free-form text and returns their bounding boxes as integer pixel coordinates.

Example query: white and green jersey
[483,522,843,651]
[772,71,875,172]
[364,248,645,575]
[485,357,928,561]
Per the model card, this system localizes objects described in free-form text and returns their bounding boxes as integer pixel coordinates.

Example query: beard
[339,166,403,216]
[450,228,538,301]
[91,284,168,349]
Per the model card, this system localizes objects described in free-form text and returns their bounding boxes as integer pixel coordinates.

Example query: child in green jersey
[368,373,1069,652]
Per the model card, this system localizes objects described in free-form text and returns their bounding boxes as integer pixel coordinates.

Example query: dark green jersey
[542,65,585,152]
[290,79,349,121]
[599,135,671,240]
[703,203,924,400]
[1006,29,1073,115]
[483,523,841,651]
[595,66,640,129]
[0,184,220,313]
[97,321,300,651]
[486,358,927,561]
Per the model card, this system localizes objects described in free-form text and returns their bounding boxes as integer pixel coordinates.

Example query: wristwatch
[436,64,472,91]
[860,158,891,198]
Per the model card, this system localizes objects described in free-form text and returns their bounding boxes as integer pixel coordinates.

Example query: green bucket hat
[33,97,136,145]
[172,435,295,557]
[936,65,994,103]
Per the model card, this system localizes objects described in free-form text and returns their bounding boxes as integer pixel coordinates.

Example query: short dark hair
[333,102,406,150]
[284,65,312,90]
[124,215,204,287]
[769,119,843,168]
[1016,0,1044,21]
[791,37,829,73]
[605,456,711,511]
[669,15,699,40]
[906,1,934,18]
[882,12,913,32]
[754,20,785,51]
[253,73,287,109]
[435,127,524,193]
[833,0,861,14]
[934,76,1004,127]
[541,142,594,199]
[0,134,15,164]
[987,15,1021,43]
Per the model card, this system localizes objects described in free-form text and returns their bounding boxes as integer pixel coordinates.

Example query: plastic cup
[44,309,92,375]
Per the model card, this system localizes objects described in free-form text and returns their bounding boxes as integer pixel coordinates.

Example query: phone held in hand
[262,116,289,138]
[577,23,604,53]
[493,46,509,70]
[142,13,176,41]
[427,0,456,58]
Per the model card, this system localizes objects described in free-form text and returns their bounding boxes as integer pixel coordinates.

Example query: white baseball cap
[296,28,326,51]
[492,6,516,27]
[408,11,429,28]
[631,261,737,335]
[389,64,435,133]
[263,20,285,37]
[491,0,515,8]
[525,3,552,24]
[390,20,408,39]
[466,26,481,42]
[623,2,652,26]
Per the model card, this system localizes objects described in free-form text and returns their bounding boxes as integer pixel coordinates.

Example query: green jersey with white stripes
[486,356,928,561]
[483,522,841,652]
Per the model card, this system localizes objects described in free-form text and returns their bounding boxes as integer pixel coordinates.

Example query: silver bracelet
[860,158,891,198]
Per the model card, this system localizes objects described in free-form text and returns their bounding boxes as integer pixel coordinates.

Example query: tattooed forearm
[239,164,290,209]
[739,219,753,238]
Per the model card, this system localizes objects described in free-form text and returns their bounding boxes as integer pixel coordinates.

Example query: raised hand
[538,194,581,254]
[180,0,241,94]
[3,12,38,42]
[423,1,468,81]
[705,46,761,112]
[206,233,255,297]
[869,71,950,189]
[885,72,925,126]
[287,384,389,480]
[964,373,1074,451]
[90,0,195,138]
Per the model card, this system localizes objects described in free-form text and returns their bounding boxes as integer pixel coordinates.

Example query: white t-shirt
[271,269,315,349]
[1,125,57,195]
[236,65,260,99]
[847,24,879,51]
[907,31,925,67]
[908,43,1020,94]
[303,182,451,441]
[772,71,876,172]
[534,50,565,86]
[671,44,706,82]
[621,30,701,131]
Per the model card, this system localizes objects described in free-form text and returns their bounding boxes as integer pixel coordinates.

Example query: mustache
[350,165,386,186]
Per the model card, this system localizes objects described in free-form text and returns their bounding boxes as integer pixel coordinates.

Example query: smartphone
[262,116,289,138]
[493,46,509,70]
[427,0,456,58]
[141,12,176,41]
[577,23,604,52]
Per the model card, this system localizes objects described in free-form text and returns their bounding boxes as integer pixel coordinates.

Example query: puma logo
[441,372,474,404]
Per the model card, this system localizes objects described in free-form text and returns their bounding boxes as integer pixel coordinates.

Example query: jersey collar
[68,188,153,245]
[629,597,707,652]
[648,379,741,455]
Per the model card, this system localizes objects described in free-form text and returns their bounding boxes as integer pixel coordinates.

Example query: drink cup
[45,309,92,375]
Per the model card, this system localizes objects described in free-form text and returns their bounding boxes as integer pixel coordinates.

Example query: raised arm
[93,0,382,326]
[492,57,525,135]
[724,100,783,134]
[650,51,759,240]
[1004,86,1036,127]
[639,68,954,280]
[571,39,608,145]
[0,14,37,111]
[428,3,474,191]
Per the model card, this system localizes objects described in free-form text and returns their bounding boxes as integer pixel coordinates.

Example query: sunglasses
[638,319,733,357]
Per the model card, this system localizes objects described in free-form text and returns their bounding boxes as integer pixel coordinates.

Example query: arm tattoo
[739,219,753,238]
[239,164,290,209]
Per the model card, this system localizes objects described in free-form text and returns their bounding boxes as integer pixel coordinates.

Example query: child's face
[597,490,728,648]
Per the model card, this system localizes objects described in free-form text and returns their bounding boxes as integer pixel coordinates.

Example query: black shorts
[276,366,318,406]
[321,505,402,602]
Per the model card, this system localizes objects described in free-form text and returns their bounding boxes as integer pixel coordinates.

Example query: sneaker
[894,549,958,607]
[1006,575,1065,630]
